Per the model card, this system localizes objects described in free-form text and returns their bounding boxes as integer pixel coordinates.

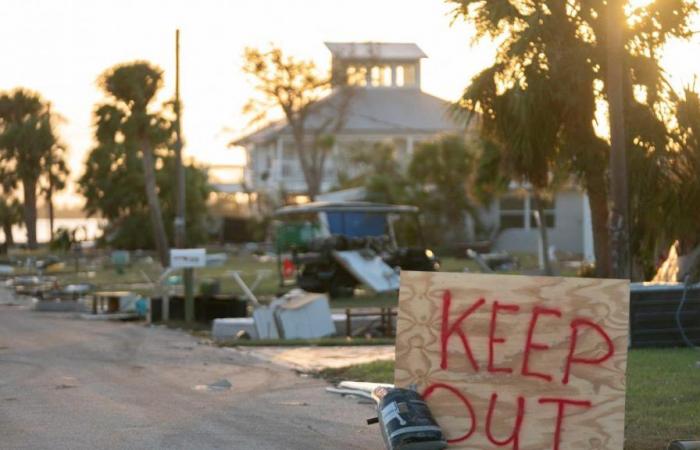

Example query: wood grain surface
[395,271,630,449]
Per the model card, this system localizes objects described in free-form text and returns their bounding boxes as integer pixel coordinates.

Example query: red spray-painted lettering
[440,290,485,372]
[488,301,520,374]
[420,290,616,447]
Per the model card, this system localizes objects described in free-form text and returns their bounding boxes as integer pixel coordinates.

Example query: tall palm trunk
[586,176,611,278]
[47,170,55,242]
[532,191,553,276]
[140,139,170,267]
[22,179,38,249]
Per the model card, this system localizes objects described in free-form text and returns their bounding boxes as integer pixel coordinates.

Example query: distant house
[233,41,462,201]
[232,41,593,260]
[475,185,595,260]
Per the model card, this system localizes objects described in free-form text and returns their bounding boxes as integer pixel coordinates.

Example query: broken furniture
[275,291,334,339]
[211,289,336,341]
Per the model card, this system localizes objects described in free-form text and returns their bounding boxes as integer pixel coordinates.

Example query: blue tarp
[326,212,387,237]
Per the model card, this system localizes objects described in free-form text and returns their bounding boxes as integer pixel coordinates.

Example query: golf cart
[273,201,439,297]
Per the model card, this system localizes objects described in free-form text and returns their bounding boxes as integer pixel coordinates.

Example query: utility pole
[607,0,630,279]
[175,29,186,248]
[174,29,195,322]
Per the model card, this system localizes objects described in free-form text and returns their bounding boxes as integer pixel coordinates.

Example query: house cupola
[325,42,426,89]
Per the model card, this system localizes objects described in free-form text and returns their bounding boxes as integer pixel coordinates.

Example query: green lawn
[14,248,574,304]
[321,348,700,450]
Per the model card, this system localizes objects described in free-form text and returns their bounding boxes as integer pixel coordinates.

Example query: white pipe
[227,271,260,306]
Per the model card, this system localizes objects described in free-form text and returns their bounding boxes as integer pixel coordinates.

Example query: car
[273,201,439,297]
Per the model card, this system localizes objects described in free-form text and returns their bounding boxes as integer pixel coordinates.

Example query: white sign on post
[170,248,206,268]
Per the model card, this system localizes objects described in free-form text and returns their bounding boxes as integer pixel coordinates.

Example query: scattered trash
[134,297,148,317]
[276,291,334,339]
[34,300,87,313]
[79,312,140,321]
[55,378,78,390]
[212,317,257,340]
[235,330,251,340]
[333,250,400,293]
[195,379,232,392]
[466,249,517,272]
[369,387,447,450]
[206,253,228,267]
[252,304,280,339]
[278,401,309,406]
[326,381,394,400]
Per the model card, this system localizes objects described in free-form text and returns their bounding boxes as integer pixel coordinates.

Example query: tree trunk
[2,222,13,246]
[308,166,321,201]
[47,186,54,242]
[607,0,630,279]
[586,180,612,277]
[140,139,170,267]
[22,179,38,249]
[291,131,323,202]
[532,191,553,276]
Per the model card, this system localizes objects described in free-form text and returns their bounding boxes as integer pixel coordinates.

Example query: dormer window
[399,64,416,87]
[346,65,367,86]
[370,65,392,87]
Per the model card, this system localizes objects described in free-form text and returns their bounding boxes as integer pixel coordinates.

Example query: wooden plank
[395,271,629,450]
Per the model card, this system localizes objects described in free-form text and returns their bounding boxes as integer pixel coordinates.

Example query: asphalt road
[0,301,383,450]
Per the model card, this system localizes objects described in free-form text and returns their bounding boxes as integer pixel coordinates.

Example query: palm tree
[457,66,560,275]
[0,196,23,249]
[96,62,170,267]
[0,89,61,249]
[448,0,696,277]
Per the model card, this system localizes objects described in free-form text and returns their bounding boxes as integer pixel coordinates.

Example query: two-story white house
[232,41,593,260]
[233,42,462,200]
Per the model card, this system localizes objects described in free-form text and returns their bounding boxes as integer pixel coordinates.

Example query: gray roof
[234,88,462,146]
[325,42,427,61]
[274,201,419,217]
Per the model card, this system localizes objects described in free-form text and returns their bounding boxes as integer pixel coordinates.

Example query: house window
[402,64,416,86]
[499,194,556,230]
[530,197,556,228]
[395,66,405,86]
[499,195,526,229]
[370,66,380,86]
[370,65,392,87]
[381,65,392,86]
[346,65,367,86]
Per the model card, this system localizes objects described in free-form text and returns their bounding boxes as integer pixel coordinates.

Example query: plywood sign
[395,271,629,449]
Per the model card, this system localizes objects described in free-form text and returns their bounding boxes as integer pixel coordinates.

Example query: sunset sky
[2,0,699,208]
